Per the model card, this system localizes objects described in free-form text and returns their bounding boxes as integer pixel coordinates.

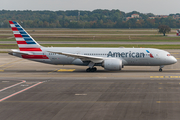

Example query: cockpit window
[167,54,171,56]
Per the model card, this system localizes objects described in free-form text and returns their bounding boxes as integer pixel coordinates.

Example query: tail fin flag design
[9,21,42,52]
[177,29,180,36]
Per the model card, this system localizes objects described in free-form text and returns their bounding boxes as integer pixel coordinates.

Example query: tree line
[0,10,180,28]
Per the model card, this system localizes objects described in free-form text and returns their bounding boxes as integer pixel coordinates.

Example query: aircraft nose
[171,56,177,64]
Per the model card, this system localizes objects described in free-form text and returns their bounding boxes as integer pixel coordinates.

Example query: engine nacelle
[102,59,122,71]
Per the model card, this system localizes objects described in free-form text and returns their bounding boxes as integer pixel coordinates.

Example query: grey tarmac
[0,51,180,120]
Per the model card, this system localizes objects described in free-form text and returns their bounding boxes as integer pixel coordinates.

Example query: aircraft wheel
[159,68,162,72]
[91,67,97,72]
[86,67,97,72]
[86,68,90,72]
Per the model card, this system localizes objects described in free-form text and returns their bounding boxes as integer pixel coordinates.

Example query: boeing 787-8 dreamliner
[8,21,177,72]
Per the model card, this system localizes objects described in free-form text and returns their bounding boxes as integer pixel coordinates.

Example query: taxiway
[0,51,180,120]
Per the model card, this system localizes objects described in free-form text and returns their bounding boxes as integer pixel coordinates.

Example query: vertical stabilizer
[177,29,180,36]
[9,21,42,52]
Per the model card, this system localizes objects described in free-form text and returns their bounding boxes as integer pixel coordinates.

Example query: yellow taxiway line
[171,53,179,54]
[0,59,23,71]
[48,69,58,74]
[57,69,75,72]
[150,76,180,79]
[0,59,22,67]
[48,69,75,74]
[157,101,180,103]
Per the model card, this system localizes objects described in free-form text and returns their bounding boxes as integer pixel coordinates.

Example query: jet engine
[102,58,122,71]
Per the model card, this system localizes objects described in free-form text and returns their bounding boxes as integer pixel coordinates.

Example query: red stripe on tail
[19,48,42,51]
[9,21,14,24]
[11,27,18,31]
[14,34,22,38]
[17,41,27,44]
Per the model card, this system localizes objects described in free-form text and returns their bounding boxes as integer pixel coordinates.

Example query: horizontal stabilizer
[10,49,33,55]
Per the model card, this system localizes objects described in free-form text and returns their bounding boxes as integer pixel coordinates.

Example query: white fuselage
[12,47,177,67]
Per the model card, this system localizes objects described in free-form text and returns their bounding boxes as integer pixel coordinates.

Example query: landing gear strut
[86,61,97,72]
[159,65,164,72]
[86,67,97,72]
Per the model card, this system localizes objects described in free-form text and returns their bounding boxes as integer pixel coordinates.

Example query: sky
[1,0,180,15]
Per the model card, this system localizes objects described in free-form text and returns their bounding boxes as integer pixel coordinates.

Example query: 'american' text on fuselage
[107,51,145,58]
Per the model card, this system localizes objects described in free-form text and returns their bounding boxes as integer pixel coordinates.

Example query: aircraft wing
[10,49,33,55]
[48,51,104,63]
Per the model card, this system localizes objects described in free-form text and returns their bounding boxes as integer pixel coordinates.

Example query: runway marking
[159,82,179,84]
[171,53,179,54]
[57,69,75,72]
[150,76,180,79]
[150,76,164,78]
[3,64,18,70]
[48,69,57,74]
[170,76,179,78]
[0,59,23,71]
[0,82,43,102]
[75,94,87,96]
[2,101,141,104]
[157,101,180,103]
[0,80,26,92]
[48,69,75,73]
[2,81,9,82]
[0,59,22,68]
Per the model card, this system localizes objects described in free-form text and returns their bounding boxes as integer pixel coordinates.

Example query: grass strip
[43,44,180,49]
[0,51,9,53]
[1,44,180,49]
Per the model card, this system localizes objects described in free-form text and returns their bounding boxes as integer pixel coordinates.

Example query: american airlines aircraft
[8,21,177,72]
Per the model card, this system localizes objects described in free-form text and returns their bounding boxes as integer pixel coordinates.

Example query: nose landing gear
[159,65,164,72]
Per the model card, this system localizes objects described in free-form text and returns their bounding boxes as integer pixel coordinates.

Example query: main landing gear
[86,67,97,72]
[159,65,164,72]
[86,61,97,72]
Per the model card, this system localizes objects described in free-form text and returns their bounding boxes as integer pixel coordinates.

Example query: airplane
[8,21,177,72]
[177,29,180,36]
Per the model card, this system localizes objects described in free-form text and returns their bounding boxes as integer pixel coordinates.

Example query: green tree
[158,25,171,36]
